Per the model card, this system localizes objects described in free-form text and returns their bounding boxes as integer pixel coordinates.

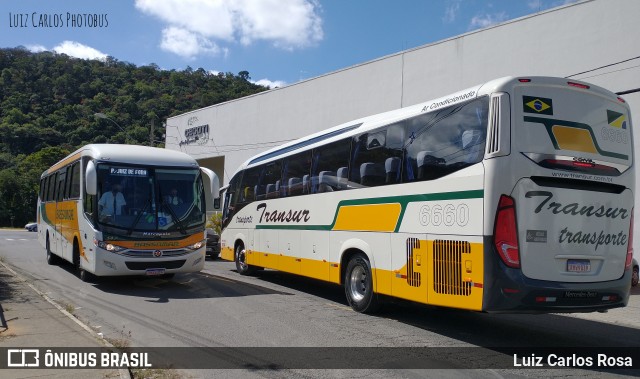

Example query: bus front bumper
[92,248,206,276]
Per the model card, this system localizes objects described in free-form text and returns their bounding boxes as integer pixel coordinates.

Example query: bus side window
[70,162,81,199]
[47,173,57,202]
[56,170,66,202]
[40,177,47,201]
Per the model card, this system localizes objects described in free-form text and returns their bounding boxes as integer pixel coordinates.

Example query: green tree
[0,47,269,226]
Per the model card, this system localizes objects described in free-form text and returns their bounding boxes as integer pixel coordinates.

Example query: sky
[0,0,578,88]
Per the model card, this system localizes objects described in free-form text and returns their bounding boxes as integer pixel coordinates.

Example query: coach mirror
[85,160,97,196]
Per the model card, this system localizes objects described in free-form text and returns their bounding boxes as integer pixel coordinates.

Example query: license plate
[145,268,166,276]
[567,259,591,273]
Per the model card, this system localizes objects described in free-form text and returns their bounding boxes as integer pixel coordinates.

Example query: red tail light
[494,195,520,268]
[568,81,590,89]
[625,209,634,269]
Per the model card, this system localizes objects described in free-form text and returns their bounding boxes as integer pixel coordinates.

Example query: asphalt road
[0,229,638,378]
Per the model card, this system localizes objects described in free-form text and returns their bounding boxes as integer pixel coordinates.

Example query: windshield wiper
[160,197,187,235]
[127,197,152,236]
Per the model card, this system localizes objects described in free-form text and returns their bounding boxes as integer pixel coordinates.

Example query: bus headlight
[187,240,206,250]
[94,239,127,253]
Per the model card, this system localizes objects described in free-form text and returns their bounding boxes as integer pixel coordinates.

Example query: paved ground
[0,261,126,379]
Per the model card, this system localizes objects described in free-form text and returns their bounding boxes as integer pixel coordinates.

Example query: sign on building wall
[180,116,210,146]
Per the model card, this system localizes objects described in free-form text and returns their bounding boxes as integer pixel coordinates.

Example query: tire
[235,244,256,275]
[344,253,381,313]
[632,265,639,287]
[46,235,59,265]
[74,242,93,283]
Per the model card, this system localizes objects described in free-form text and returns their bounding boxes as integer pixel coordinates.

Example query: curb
[0,261,131,379]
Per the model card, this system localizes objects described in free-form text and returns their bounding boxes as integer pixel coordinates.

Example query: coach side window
[403,97,488,182]
[281,150,311,197]
[222,173,242,227]
[351,124,404,187]
[239,166,262,203]
[310,139,351,193]
[262,161,282,199]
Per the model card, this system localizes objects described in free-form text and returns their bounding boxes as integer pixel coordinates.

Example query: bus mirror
[200,167,220,210]
[85,160,97,195]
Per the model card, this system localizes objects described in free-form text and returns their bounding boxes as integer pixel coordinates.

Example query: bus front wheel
[344,254,381,313]
[46,235,59,265]
[235,245,256,275]
[73,242,93,283]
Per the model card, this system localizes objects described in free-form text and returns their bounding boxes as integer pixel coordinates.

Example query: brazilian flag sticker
[607,110,627,129]
[523,96,553,115]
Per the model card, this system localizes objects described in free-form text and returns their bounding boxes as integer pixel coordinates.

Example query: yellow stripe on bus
[551,125,598,154]
[332,203,401,232]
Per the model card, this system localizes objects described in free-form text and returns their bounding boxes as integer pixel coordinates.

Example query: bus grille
[433,240,471,296]
[121,249,191,258]
[125,260,186,270]
[406,238,421,287]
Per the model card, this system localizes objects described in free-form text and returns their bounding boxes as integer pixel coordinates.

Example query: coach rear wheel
[235,244,256,275]
[344,254,381,313]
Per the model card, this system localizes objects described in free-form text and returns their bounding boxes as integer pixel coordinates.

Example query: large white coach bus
[220,76,634,313]
[37,144,219,281]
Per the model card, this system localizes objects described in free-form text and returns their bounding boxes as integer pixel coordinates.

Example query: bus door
[511,84,633,283]
[55,169,71,260]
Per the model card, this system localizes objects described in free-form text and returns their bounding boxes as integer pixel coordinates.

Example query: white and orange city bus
[219,76,635,313]
[37,144,219,281]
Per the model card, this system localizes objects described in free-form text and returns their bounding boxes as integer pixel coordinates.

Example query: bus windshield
[96,164,205,234]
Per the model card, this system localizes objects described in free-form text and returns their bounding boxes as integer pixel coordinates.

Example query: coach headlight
[93,239,127,253]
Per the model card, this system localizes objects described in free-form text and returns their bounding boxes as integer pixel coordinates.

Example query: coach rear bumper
[482,239,631,313]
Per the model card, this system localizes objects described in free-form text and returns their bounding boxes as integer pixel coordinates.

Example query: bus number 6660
[419,203,470,227]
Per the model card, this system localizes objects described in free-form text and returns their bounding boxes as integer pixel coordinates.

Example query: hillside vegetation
[0,47,268,226]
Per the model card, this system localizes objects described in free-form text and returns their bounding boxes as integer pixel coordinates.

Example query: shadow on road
[53,260,293,302]
[242,268,640,375]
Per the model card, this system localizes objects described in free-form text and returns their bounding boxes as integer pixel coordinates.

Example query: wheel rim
[237,249,248,271]
[348,265,367,302]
